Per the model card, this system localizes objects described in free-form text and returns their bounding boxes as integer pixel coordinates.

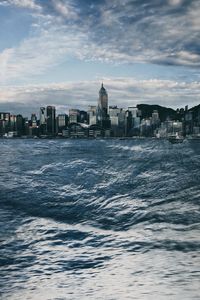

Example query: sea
[0,138,200,300]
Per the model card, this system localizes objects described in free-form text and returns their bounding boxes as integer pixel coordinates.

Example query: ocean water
[0,138,200,300]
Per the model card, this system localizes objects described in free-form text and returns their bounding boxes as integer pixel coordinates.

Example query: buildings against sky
[0,84,200,138]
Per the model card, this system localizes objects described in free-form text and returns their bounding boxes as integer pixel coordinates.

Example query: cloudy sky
[0,0,200,116]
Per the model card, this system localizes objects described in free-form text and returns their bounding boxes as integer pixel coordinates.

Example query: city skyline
[0,0,200,115]
[1,83,199,139]
[1,82,199,118]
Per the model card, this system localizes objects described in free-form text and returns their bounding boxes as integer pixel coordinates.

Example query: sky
[0,0,200,116]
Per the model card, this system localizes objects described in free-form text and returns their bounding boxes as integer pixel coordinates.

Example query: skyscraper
[57,114,68,133]
[69,109,80,123]
[98,83,108,115]
[10,115,16,132]
[16,114,25,136]
[31,113,37,127]
[97,83,110,128]
[0,112,10,135]
[39,107,46,135]
[88,106,97,125]
[40,107,46,125]
[46,106,56,135]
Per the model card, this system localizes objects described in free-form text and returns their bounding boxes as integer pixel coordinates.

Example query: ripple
[0,139,200,300]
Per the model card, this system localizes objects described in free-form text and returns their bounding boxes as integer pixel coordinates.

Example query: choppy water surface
[0,139,200,300]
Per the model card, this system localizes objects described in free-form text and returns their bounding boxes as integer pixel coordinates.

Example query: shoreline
[0,136,200,141]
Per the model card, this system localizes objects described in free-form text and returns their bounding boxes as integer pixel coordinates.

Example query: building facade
[97,83,110,128]
[46,106,56,135]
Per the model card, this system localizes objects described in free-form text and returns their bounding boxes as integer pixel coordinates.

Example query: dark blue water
[0,139,200,300]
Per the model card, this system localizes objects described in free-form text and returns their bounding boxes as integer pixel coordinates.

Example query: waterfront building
[89,124,104,138]
[156,122,167,138]
[69,109,80,123]
[39,107,47,135]
[31,114,37,127]
[155,119,177,138]
[125,110,133,136]
[109,106,121,136]
[193,126,200,136]
[40,107,46,125]
[29,125,39,137]
[68,123,89,138]
[57,114,68,127]
[133,117,141,128]
[105,129,111,138]
[0,119,6,136]
[97,83,110,129]
[184,110,193,136]
[140,118,152,136]
[0,112,10,122]
[118,109,126,137]
[151,110,160,135]
[40,107,45,124]
[62,129,69,138]
[16,115,25,136]
[10,115,16,131]
[172,121,183,135]
[185,110,193,122]
[165,120,174,133]
[98,83,108,115]
[24,118,30,136]
[79,111,88,124]
[88,106,97,126]
[128,106,141,135]
[46,106,56,135]
[0,112,10,135]
[198,108,200,125]
[128,106,137,118]
[152,110,160,124]
[57,114,68,133]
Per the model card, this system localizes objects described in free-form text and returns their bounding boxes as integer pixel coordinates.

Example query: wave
[0,139,199,232]
[1,139,200,300]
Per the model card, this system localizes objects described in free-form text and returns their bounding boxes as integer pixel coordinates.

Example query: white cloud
[0,0,41,10]
[90,0,200,67]
[52,0,78,20]
[0,1,8,6]
[0,0,200,86]
[0,48,14,81]
[0,24,87,82]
